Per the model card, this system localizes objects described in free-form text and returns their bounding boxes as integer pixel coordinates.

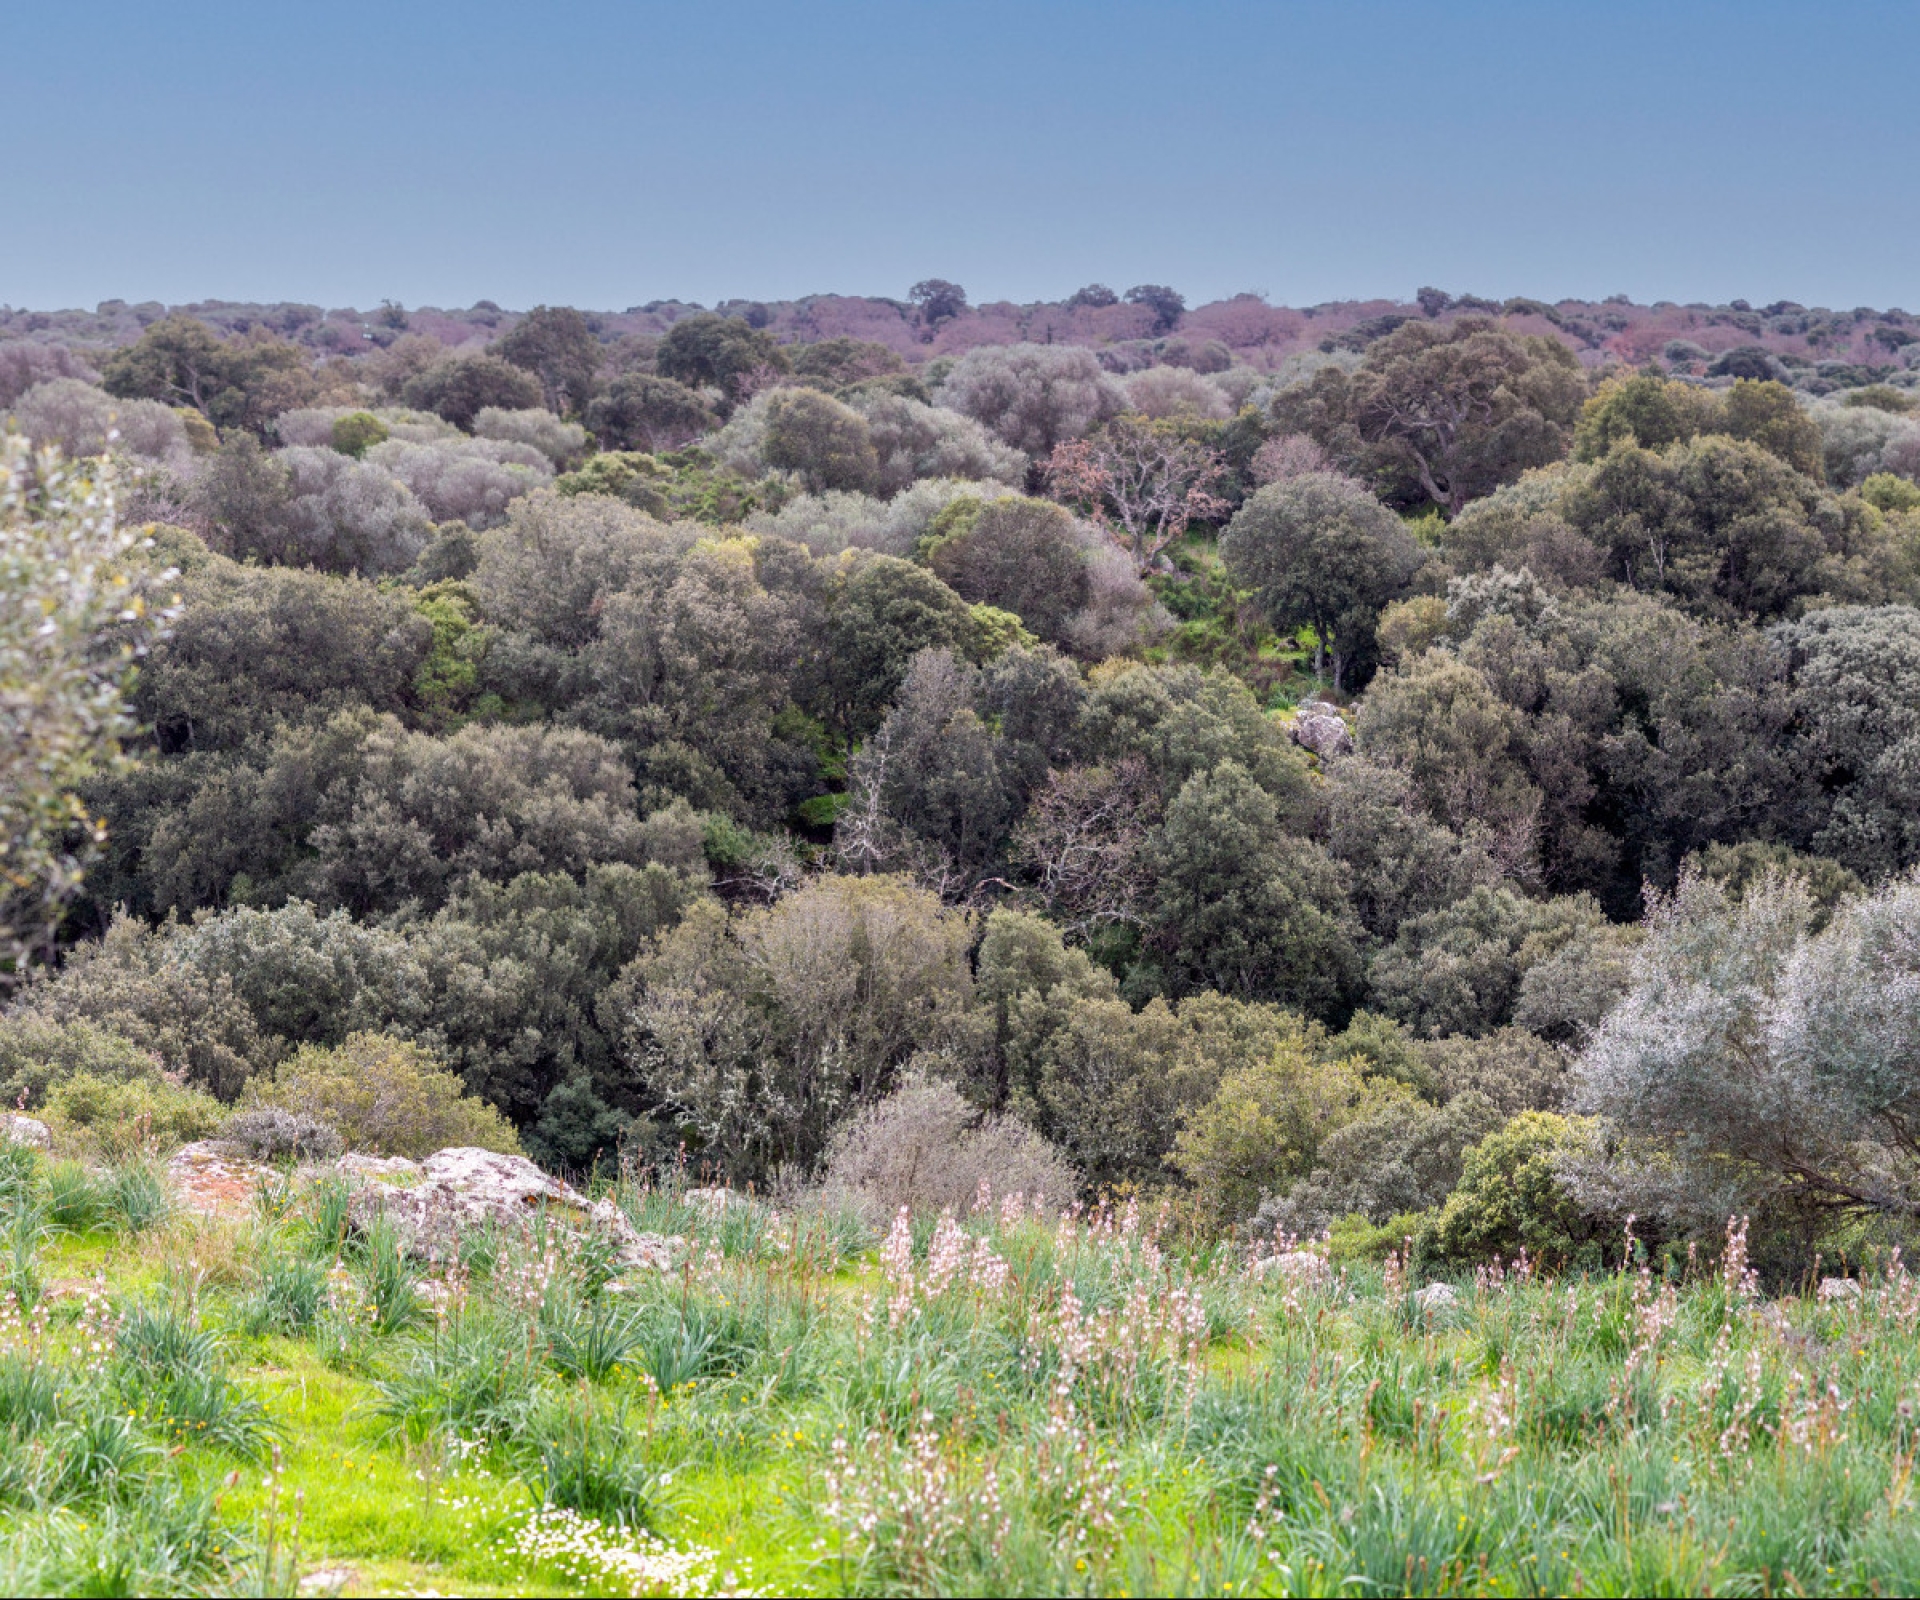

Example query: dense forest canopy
[6,277,1920,1276]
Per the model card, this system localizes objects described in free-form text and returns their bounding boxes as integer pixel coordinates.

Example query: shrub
[1255,1091,1502,1238]
[274,445,433,574]
[854,393,1026,495]
[1427,1111,1606,1268]
[243,1033,518,1159]
[473,406,588,467]
[41,1072,228,1160]
[1418,1028,1568,1117]
[1368,887,1606,1038]
[223,1107,344,1163]
[328,411,389,457]
[816,1072,1078,1225]
[10,377,193,471]
[0,1016,161,1114]
[1170,1045,1414,1229]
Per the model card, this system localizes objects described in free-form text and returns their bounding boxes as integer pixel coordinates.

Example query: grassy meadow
[3,1142,1920,1597]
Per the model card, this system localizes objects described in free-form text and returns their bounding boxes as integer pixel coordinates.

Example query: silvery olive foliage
[0,434,178,973]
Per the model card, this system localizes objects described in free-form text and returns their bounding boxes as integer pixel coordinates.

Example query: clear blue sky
[7,0,1915,313]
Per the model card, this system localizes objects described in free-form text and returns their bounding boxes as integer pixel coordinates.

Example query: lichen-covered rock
[338,1153,422,1181]
[167,1139,271,1217]
[1289,702,1353,759]
[1414,1281,1459,1313]
[348,1146,673,1271]
[4,1115,51,1150]
[1250,1249,1331,1287]
[1818,1276,1862,1303]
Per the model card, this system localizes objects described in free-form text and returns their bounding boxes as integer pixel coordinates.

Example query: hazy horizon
[7,0,1916,313]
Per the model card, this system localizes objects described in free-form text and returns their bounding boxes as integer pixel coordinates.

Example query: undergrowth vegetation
[4,1137,1920,1596]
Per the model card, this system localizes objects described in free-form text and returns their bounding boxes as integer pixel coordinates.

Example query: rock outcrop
[4,1115,51,1150]
[348,1146,674,1271]
[1289,701,1353,759]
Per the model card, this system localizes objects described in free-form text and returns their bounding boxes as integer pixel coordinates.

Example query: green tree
[1349,318,1585,515]
[1780,605,1920,878]
[101,314,327,435]
[760,387,879,493]
[1565,434,1874,619]
[790,337,906,389]
[1221,472,1425,690]
[820,553,977,738]
[494,306,602,415]
[924,496,1091,644]
[606,875,975,1176]
[1366,884,1607,1038]
[1429,1111,1604,1267]
[1148,761,1362,1018]
[1081,660,1315,817]
[328,411,389,458]
[402,353,545,430]
[584,374,715,451]
[1723,378,1825,480]
[1171,1042,1407,1228]
[1572,374,1725,461]
[655,313,789,410]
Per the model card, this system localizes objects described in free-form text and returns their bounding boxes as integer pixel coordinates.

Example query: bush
[1368,887,1606,1038]
[223,1107,344,1163]
[1419,1028,1568,1117]
[472,406,588,468]
[855,393,1026,495]
[41,1072,228,1160]
[816,1073,1078,1225]
[1170,1045,1414,1230]
[11,378,193,471]
[328,411,389,457]
[1571,869,1920,1252]
[1254,1091,1502,1238]
[1427,1111,1606,1268]
[243,1033,518,1159]
[274,445,433,574]
[0,1016,161,1114]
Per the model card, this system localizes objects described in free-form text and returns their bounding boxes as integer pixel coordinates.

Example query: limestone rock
[338,1153,421,1181]
[1289,702,1353,759]
[1413,1281,1459,1313]
[1818,1276,1862,1303]
[4,1115,50,1150]
[348,1146,673,1271]
[1250,1249,1331,1287]
[166,1139,270,1217]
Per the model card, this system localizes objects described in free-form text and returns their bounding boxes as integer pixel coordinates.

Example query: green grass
[5,1150,1920,1594]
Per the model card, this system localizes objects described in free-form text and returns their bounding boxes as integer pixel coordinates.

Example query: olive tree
[1572,868,1920,1239]
[0,437,177,972]
[936,343,1124,459]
